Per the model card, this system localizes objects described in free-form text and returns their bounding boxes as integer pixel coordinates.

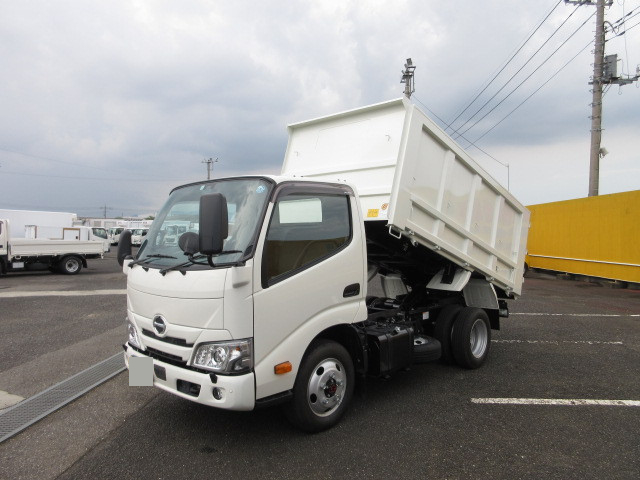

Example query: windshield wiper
[129,254,177,267]
[158,255,208,275]
[159,250,244,275]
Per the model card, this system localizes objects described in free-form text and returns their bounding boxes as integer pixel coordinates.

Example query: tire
[57,255,82,275]
[285,339,355,433]
[433,304,463,364]
[451,307,491,369]
[413,335,441,364]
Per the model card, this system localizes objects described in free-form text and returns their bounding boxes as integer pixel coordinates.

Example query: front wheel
[451,307,491,369]
[57,255,82,275]
[285,339,354,433]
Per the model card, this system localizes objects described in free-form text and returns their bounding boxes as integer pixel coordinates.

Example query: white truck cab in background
[130,228,149,247]
[108,227,125,245]
[120,99,529,432]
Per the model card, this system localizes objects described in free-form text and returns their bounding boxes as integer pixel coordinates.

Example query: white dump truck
[0,219,106,275]
[119,98,529,432]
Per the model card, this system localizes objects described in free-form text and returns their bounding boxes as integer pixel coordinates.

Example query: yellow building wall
[526,190,640,283]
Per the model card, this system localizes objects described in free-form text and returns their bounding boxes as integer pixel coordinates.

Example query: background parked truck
[0,219,106,275]
[0,209,78,238]
[120,98,529,431]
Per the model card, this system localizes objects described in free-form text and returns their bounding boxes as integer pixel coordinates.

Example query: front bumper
[124,344,255,411]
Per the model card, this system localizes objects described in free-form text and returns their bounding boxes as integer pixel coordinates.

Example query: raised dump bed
[282,98,529,296]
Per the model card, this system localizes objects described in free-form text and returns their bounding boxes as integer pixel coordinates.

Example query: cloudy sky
[1,0,638,218]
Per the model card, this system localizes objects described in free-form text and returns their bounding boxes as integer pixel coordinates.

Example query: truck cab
[108,227,125,245]
[130,228,149,247]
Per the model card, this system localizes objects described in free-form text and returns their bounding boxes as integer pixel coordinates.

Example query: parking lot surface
[1,257,638,480]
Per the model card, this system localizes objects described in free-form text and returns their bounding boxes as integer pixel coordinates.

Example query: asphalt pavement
[0,256,639,480]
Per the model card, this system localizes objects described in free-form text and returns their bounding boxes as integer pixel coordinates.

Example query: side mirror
[117,230,133,266]
[178,232,199,256]
[199,193,228,255]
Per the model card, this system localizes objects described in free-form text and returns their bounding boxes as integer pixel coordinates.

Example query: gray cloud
[0,0,638,217]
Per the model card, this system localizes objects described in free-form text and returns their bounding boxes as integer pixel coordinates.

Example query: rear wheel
[57,256,82,275]
[451,307,491,369]
[285,339,354,433]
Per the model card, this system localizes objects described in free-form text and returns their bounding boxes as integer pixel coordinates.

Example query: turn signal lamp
[274,361,292,375]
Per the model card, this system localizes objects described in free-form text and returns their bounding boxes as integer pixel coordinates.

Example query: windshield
[92,228,108,239]
[136,178,273,268]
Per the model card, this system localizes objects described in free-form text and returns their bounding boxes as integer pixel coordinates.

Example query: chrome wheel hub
[470,318,488,358]
[307,358,346,417]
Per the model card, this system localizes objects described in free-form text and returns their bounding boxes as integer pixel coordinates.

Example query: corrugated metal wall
[526,190,640,283]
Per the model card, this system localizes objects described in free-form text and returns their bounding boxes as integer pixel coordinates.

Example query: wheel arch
[462,278,500,330]
[313,324,365,376]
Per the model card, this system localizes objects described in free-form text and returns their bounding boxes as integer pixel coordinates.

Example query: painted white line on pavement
[472,398,640,407]
[0,289,126,298]
[492,339,623,345]
[511,313,639,317]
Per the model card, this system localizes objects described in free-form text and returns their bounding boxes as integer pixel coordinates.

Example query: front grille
[128,344,210,375]
[145,347,187,367]
[142,329,194,347]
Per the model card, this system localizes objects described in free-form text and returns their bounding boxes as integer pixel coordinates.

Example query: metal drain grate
[0,353,125,443]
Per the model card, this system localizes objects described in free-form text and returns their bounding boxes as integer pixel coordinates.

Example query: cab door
[252,183,366,399]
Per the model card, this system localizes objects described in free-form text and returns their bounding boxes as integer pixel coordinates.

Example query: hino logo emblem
[152,316,167,336]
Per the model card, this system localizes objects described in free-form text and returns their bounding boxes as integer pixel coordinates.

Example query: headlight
[126,319,142,349]
[192,339,253,374]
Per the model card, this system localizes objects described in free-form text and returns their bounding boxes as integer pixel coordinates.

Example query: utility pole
[202,157,218,180]
[565,0,639,196]
[101,204,113,219]
[400,58,416,98]
[566,0,609,196]
[587,0,607,197]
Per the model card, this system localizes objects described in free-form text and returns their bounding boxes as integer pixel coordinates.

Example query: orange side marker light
[274,361,292,375]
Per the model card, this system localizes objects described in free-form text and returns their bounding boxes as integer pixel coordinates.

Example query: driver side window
[264,193,351,285]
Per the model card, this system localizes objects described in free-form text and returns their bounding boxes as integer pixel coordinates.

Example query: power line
[610,5,640,28]
[445,0,565,133]
[610,18,640,37]
[0,147,173,181]
[412,96,510,190]
[454,10,596,141]
[0,169,187,183]
[471,39,594,144]
[0,201,150,213]
[451,5,587,139]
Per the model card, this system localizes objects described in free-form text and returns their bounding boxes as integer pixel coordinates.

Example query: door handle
[343,283,360,298]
